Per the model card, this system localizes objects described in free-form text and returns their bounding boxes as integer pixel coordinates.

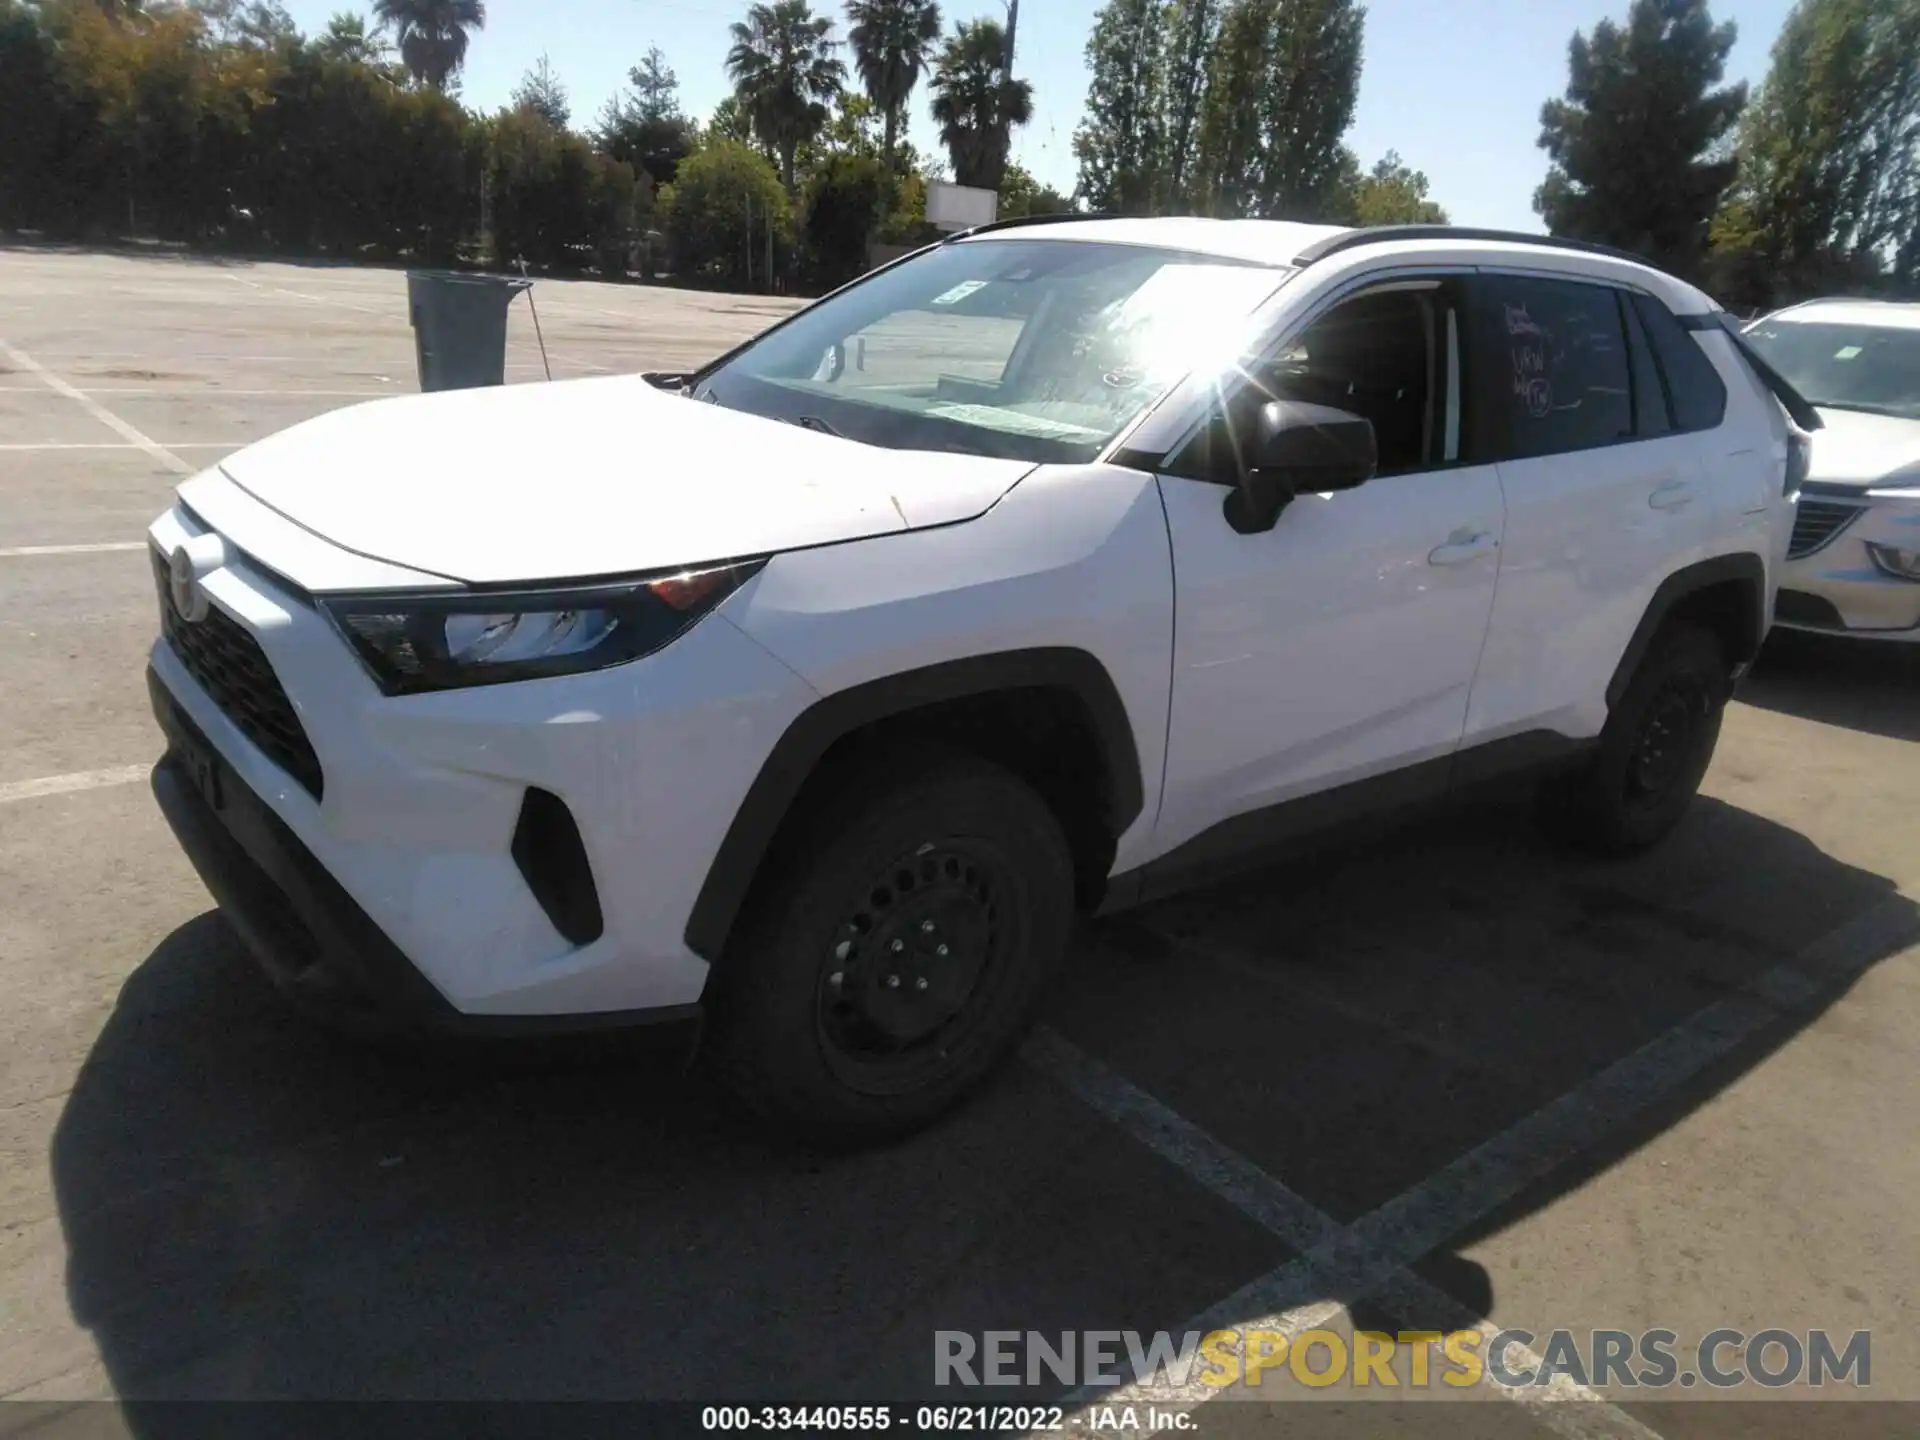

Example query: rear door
[1462,273,1716,748]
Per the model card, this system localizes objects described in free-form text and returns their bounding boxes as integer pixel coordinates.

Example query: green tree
[800,147,888,286]
[1253,0,1364,219]
[315,10,391,66]
[370,0,484,91]
[998,158,1074,217]
[489,104,647,272]
[510,51,568,129]
[1535,0,1746,278]
[928,17,1030,190]
[846,0,941,170]
[1191,0,1361,220]
[1717,0,1920,299]
[1349,149,1447,225]
[727,0,845,192]
[192,0,298,48]
[707,93,757,147]
[1159,0,1217,207]
[595,47,695,186]
[661,138,791,287]
[1192,0,1266,215]
[1072,0,1166,214]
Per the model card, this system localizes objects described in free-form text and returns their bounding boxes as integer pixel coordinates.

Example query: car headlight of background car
[320,559,766,694]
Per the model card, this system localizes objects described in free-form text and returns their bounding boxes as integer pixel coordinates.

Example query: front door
[1151,275,1506,874]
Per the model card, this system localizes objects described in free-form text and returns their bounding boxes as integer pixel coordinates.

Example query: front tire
[1540,623,1730,855]
[704,747,1074,1148]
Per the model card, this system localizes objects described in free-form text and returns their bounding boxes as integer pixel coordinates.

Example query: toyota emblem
[167,542,213,623]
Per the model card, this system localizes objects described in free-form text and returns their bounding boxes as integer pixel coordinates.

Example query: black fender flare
[1605,552,1768,711]
[683,647,1146,962]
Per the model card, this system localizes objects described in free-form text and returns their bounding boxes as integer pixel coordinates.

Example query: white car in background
[1743,299,1920,641]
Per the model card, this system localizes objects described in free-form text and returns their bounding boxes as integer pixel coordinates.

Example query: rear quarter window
[1631,293,1728,432]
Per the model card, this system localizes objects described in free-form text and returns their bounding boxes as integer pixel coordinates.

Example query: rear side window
[1631,293,1728,432]
[1468,276,1634,460]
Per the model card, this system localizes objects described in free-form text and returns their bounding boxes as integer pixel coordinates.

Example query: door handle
[1428,532,1498,566]
[1648,480,1695,511]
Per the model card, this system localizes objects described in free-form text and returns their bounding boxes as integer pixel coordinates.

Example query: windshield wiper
[793,414,844,437]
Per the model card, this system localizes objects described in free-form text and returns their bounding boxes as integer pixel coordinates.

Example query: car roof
[952,217,1716,315]
[1759,298,1920,331]
[950,216,1352,267]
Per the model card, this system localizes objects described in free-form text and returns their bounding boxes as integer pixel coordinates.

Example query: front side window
[1165,280,1463,485]
[697,239,1290,464]
[1469,276,1634,460]
[1740,319,1920,422]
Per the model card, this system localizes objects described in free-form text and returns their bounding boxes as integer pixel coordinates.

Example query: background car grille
[1788,498,1864,559]
[152,550,324,799]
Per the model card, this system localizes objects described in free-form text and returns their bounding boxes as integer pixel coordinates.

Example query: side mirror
[1224,401,1378,534]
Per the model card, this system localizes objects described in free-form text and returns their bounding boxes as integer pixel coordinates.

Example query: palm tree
[316,11,392,66]
[726,0,846,192]
[846,0,942,170]
[928,17,1031,191]
[370,0,485,91]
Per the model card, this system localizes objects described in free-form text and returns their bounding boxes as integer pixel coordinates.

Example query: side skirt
[1099,729,1596,914]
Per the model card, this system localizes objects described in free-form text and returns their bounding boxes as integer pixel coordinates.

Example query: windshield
[696,238,1290,464]
[1741,318,1920,421]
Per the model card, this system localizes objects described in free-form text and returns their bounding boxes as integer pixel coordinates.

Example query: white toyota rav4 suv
[146,219,1807,1144]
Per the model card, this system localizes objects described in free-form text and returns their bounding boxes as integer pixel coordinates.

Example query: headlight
[1865,543,1920,582]
[320,559,766,694]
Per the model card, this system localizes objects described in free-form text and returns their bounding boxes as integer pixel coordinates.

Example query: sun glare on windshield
[698,239,1289,464]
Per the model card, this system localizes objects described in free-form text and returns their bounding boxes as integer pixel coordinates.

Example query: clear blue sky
[281,0,1797,230]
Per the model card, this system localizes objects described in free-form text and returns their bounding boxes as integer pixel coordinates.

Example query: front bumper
[151,669,701,1045]
[1775,487,1920,641]
[144,492,819,1032]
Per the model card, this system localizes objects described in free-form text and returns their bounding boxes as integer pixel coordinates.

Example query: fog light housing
[511,788,604,946]
[1865,542,1920,582]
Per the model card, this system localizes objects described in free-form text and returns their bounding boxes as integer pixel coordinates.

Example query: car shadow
[1741,629,1920,742]
[48,796,1917,1418]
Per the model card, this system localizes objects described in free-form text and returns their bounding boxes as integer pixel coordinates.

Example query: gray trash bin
[406,271,533,392]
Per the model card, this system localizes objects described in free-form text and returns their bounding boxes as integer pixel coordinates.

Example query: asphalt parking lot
[2,247,1918,1438]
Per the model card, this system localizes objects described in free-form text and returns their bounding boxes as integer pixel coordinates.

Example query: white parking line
[0,541,146,558]
[1023,1030,1660,1439]
[223,272,389,315]
[0,386,397,397]
[0,764,150,806]
[1024,893,1919,1435]
[0,442,234,452]
[0,340,194,475]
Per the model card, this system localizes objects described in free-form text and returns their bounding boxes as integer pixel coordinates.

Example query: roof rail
[944,210,1110,242]
[1291,224,1656,270]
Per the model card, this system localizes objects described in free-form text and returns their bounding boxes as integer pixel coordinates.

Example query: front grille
[152,550,325,799]
[1788,498,1864,558]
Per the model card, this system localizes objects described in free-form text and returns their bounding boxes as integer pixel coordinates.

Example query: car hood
[216,375,1034,585]
[1807,406,1920,489]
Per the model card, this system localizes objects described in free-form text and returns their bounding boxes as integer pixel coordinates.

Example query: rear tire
[704,746,1075,1148]
[1539,623,1729,855]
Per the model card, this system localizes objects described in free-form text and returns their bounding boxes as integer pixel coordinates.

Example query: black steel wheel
[815,842,1010,1096]
[705,746,1074,1147]
[1539,623,1729,855]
